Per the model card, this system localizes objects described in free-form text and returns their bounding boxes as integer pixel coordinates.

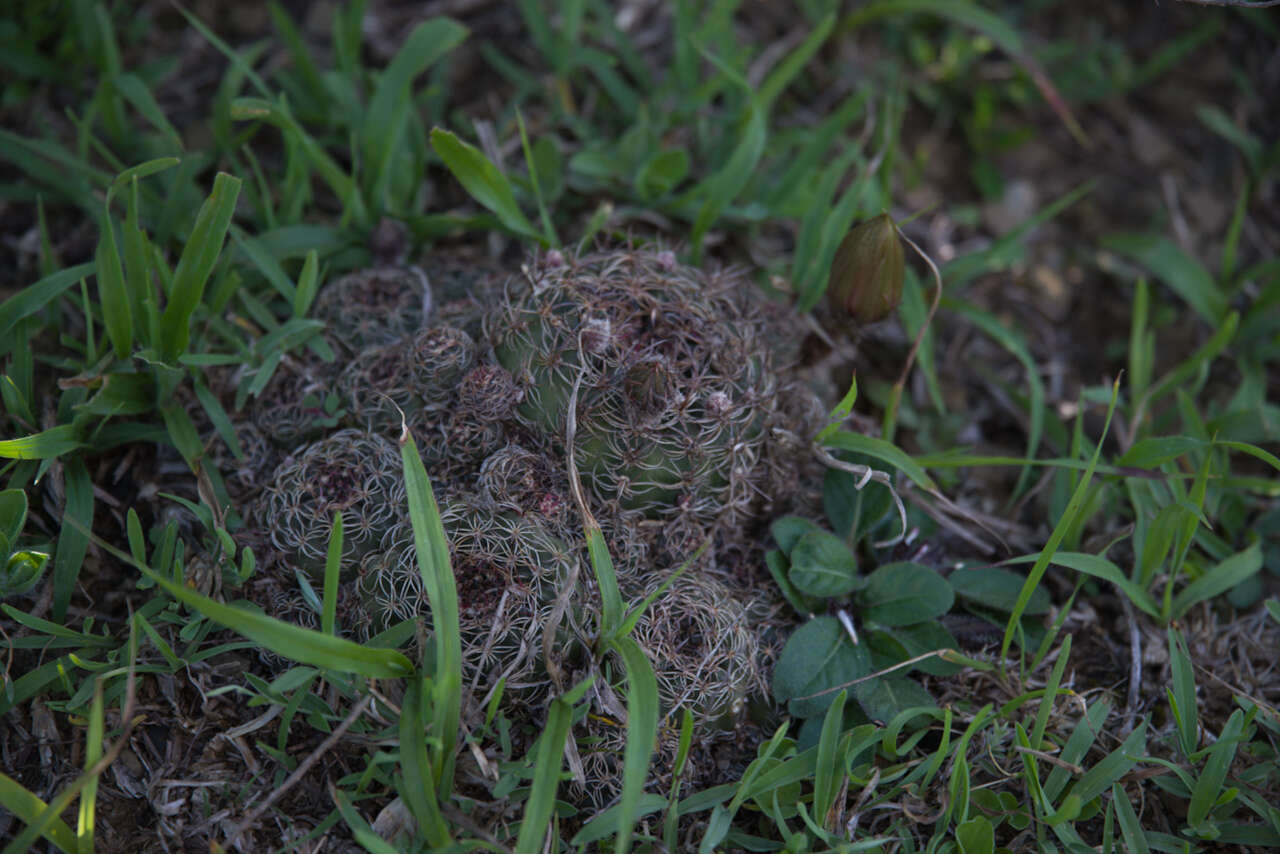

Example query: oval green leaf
[773,616,870,719]
[788,530,860,598]
[950,566,1051,615]
[858,562,953,626]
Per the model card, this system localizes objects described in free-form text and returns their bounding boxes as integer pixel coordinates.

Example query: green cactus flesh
[489,249,780,521]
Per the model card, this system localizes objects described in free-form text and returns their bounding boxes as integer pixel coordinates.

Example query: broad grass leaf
[812,689,848,828]
[361,19,467,206]
[0,489,27,543]
[1006,551,1160,618]
[951,566,1051,615]
[158,172,241,361]
[773,616,870,718]
[399,676,450,846]
[1172,542,1262,620]
[1117,436,1204,469]
[95,221,133,360]
[51,456,92,622]
[788,530,860,598]
[1102,232,1226,325]
[516,678,593,854]
[858,562,953,626]
[429,128,544,244]
[0,772,77,853]
[0,263,94,342]
[1068,721,1146,805]
[0,425,84,460]
[611,636,660,854]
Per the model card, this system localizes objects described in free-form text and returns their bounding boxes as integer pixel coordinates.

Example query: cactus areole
[488,248,785,524]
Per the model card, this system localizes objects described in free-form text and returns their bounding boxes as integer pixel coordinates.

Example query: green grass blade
[946,298,1045,496]
[1102,235,1224,326]
[1171,542,1262,620]
[0,424,85,460]
[1001,377,1119,664]
[292,249,320,318]
[399,432,461,788]
[1069,721,1147,805]
[1112,782,1151,854]
[1166,627,1198,757]
[1004,552,1160,619]
[113,73,183,151]
[76,521,411,675]
[0,262,96,342]
[76,678,104,854]
[158,172,241,361]
[322,512,342,636]
[429,127,545,244]
[822,430,938,491]
[399,675,451,847]
[362,18,467,207]
[146,564,412,675]
[52,455,93,622]
[95,219,132,360]
[688,105,766,262]
[0,772,78,854]
[588,523,623,636]
[516,107,559,247]
[330,785,400,854]
[1188,709,1245,828]
[515,677,594,854]
[812,689,849,828]
[611,635,660,854]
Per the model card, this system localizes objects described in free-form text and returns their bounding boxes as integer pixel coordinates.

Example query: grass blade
[322,512,342,636]
[0,262,95,342]
[362,18,467,207]
[52,456,93,622]
[1001,377,1119,664]
[429,127,544,244]
[399,675,451,847]
[1187,709,1245,828]
[76,678,105,854]
[611,635,660,854]
[399,430,461,788]
[813,689,849,828]
[1167,626,1199,758]
[0,425,85,460]
[158,172,242,361]
[0,772,78,854]
[515,678,594,854]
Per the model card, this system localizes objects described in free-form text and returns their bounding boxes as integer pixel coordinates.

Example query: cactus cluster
[234,247,811,803]
[489,249,786,528]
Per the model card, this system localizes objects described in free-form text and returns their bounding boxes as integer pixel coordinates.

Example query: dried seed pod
[826,213,904,325]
